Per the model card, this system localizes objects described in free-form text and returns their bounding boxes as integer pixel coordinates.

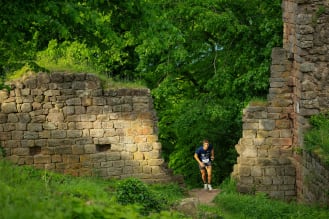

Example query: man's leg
[206,166,212,190]
[206,165,212,184]
[200,168,207,184]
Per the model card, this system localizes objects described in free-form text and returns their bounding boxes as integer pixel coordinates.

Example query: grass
[1,160,329,219]
[0,159,187,219]
[304,112,329,165]
[4,63,146,90]
[200,178,329,219]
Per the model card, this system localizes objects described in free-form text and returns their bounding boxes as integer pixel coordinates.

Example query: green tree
[136,0,283,186]
[0,0,282,187]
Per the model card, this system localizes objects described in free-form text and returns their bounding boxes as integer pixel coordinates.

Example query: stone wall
[0,72,179,183]
[233,0,329,204]
[231,48,296,201]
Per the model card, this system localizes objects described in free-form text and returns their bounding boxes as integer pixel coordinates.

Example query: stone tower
[232,0,329,202]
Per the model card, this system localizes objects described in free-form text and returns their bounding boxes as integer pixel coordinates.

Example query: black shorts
[199,162,212,170]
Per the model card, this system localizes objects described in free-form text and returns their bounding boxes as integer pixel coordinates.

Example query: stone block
[3,123,15,132]
[123,166,133,174]
[242,147,257,158]
[34,155,51,164]
[52,155,62,163]
[63,106,75,115]
[100,161,113,168]
[107,167,123,177]
[24,131,39,139]
[239,176,253,185]
[0,113,8,123]
[72,145,84,155]
[257,148,268,157]
[90,129,104,138]
[272,176,284,185]
[67,130,82,138]
[134,152,144,160]
[239,166,251,176]
[54,146,72,154]
[125,160,140,166]
[243,122,259,130]
[243,130,257,138]
[120,151,133,160]
[107,152,121,161]
[87,106,103,114]
[27,123,43,132]
[44,90,60,96]
[74,106,86,114]
[84,144,96,154]
[284,176,295,185]
[92,97,106,106]
[76,122,93,129]
[34,139,48,147]
[62,155,80,164]
[251,166,263,177]
[51,130,67,139]
[1,102,17,113]
[112,160,125,167]
[138,143,153,152]
[259,120,275,131]
[20,103,32,112]
[148,159,164,166]
[47,112,64,123]
[103,129,116,137]
[272,138,292,146]
[143,166,152,174]
[125,144,138,153]
[12,148,29,156]
[65,97,81,106]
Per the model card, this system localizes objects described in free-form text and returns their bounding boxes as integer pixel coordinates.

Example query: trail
[188,188,220,205]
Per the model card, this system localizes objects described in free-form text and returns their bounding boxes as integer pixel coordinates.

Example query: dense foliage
[0,0,283,186]
[304,112,329,165]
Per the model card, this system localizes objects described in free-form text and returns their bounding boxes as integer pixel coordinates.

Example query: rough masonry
[232,0,329,205]
[0,72,180,183]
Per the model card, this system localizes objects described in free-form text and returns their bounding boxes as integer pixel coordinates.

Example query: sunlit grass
[0,160,187,219]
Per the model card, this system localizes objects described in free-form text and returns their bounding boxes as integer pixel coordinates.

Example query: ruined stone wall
[284,0,329,205]
[0,72,178,183]
[232,0,329,204]
[232,48,296,201]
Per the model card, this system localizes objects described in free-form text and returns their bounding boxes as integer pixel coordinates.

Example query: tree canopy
[0,0,282,186]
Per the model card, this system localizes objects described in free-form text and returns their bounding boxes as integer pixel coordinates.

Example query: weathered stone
[20,103,32,112]
[1,102,18,113]
[0,72,183,186]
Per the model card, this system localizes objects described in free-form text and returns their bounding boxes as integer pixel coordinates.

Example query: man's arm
[211,148,215,161]
[194,153,204,166]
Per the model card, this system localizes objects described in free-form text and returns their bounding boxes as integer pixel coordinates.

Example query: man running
[194,139,214,191]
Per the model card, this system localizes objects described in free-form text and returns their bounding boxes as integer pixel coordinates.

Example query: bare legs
[200,165,212,184]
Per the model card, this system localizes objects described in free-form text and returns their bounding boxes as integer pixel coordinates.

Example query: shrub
[0,145,6,157]
[115,178,162,215]
[304,112,329,164]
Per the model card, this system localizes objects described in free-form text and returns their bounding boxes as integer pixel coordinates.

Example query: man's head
[202,139,209,150]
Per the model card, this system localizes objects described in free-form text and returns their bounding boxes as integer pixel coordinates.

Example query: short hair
[203,139,209,143]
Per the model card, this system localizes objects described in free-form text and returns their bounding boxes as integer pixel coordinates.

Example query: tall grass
[0,160,187,219]
[2,159,329,219]
[304,112,329,165]
[211,178,329,219]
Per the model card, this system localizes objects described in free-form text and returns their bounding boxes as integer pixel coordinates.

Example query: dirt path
[188,188,220,205]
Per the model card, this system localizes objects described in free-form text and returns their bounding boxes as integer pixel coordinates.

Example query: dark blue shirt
[195,144,213,164]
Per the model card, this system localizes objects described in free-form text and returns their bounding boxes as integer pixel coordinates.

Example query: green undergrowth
[304,112,329,165]
[2,160,329,219]
[210,178,329,219]
[0,159,187,219]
